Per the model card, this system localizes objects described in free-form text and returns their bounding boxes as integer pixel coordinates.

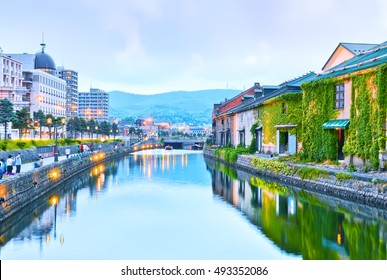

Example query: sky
[1,0,387,94]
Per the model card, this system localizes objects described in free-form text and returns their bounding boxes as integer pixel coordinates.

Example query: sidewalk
[20,155,68,173]
[252,153,387,183]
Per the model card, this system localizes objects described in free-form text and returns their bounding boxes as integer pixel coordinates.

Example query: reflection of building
[78,88,109,122]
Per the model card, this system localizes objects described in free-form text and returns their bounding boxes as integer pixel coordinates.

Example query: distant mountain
[108,89,240,125]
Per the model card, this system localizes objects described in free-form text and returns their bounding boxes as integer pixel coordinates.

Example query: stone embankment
[0,147,130,223]
[204,149,387,209]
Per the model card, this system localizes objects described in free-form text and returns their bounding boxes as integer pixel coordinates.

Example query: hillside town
[212,41,387,171]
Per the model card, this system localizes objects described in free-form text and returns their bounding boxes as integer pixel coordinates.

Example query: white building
[6,43,67,119]
[0,52,29,111]
[78,88,109,122]
[56,67,78,118]
[0,51,30,139]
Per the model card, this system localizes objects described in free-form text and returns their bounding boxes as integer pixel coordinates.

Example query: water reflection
[0,150,208,259]
[0,162,111,256]
[2,151,385,260]
[206,158,387,260]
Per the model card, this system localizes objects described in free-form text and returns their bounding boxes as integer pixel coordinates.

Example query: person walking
[65,148,71,158]
[0,158,6,179]
[39,155,44,167]
[6,155,14,175]
[15,152,22,173]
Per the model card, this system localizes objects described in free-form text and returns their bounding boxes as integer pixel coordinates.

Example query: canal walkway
[251,152,387,183]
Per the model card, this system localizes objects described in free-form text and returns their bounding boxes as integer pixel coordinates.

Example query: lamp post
[47,117,66,162]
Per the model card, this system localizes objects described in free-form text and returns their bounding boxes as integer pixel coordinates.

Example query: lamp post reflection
[50,196,59,240]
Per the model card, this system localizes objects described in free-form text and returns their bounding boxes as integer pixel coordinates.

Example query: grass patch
[335,172,353,182]
[297,166,329,180]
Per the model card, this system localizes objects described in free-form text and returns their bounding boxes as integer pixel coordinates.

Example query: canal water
[0,149,386,260]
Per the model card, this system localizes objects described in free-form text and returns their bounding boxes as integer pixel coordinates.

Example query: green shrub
[335,172,353,182]
[0,141,8,151]
[297,166,329,180]
[347,163,356,172]
[16,141,27,149]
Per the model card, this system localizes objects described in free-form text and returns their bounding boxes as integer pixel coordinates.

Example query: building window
[335,84,344,109]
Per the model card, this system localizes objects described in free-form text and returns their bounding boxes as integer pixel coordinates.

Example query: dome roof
[34,43,56,70]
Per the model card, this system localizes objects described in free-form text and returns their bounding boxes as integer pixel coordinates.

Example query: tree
[33,109,45,139]
[86,119,96,139]
[112,122,118,139]
[13,108,31,139]
[66,117,76,139]
[79,118,87,139]
[0,98,16,140]
[99,121,111,137]
[129,126,136,136]
[45,114,54,139]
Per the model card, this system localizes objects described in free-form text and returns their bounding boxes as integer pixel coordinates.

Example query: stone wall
[0,147,130,222]
[203,149,387,209]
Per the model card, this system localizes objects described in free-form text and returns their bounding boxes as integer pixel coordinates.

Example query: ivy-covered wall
[302,64,387,167]
[260,91,303,145]
[301,78,339,161]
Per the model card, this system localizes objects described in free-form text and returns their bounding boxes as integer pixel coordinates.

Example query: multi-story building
[56,67,78,118]
[78,88,109,122]
[0,53,29,111]
[6,43,67,119]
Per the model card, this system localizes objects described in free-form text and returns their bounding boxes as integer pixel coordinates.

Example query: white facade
[234,109,255,147]
[78,88,109,122]
[30,70,66,118]
[0,54,29,111]
[0,54,29,139]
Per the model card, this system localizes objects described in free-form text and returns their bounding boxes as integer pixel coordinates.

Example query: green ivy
[376,64,387,153]
[301,65,386,168]
[215,146,252,164]
[343,69,384,169]
[260,92,303,145]
[301,78,339,162]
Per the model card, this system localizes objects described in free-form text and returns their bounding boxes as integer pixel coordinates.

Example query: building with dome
[6,43,67,120]
[6,43,67,138]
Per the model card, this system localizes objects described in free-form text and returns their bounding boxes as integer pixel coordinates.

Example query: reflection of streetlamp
[50,196,59,240]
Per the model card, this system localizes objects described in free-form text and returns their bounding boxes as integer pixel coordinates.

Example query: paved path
[251,153,387,183]
[19,155,68,173]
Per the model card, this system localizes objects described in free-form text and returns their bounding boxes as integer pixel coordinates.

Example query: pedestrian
[65,148,70,158]
[15,152,22,173]
[39,155,44,167]
[80,144,84,153]
[34,158,41,168]
[77,145,81,154]
[6,155,14,175]
[0,158,6,179]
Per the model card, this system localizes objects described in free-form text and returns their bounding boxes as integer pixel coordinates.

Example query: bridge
[163,139,205,150]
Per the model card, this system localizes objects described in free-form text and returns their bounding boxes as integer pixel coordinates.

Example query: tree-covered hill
[109,89,240,124]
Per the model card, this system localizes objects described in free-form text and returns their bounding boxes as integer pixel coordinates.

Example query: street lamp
[47,117,66,162]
